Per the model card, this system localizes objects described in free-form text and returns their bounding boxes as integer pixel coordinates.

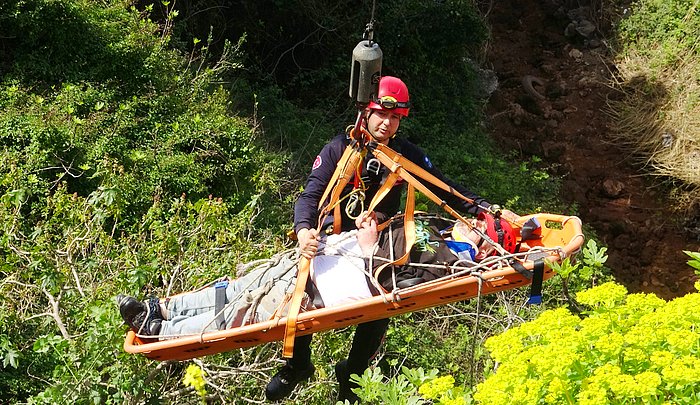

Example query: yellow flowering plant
[182,363,207,402]
[474,281,700,405]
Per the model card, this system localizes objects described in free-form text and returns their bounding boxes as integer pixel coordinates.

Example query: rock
[650,274,664,287]
[602,179,625,198]
[518,94,544,115]
[575,20,597,39]
[542,142,566,160]
[546,82,566,98]
[543,108,564,121]
[567,7,592,23]
[569,48,583,60]
[577,75,594,89]
[587,39,601,48]
[564,22,578,38]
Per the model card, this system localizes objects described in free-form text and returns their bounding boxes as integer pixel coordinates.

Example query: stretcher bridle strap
[284,141,364,357]
[372,184,416,284]
[318,142,365,235]
[283,256,311,358]
[369,143,476,230]
[373,142,479,207]
[370,141,511,257]
[510,259,545,305]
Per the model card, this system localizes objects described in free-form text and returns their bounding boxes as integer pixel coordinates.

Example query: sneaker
[335,359,361,404]
[117,295,163,336]
[265,362,315,401]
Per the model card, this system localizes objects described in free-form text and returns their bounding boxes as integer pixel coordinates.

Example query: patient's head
[453,213,518,260]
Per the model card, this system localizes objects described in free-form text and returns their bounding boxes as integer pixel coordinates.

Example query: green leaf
[684,250,700,273]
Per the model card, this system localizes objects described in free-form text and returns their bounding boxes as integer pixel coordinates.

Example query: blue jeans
[159,251,298,337]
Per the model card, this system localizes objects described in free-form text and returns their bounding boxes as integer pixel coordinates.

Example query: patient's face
[453,219,484,244]
[453,219,494,260]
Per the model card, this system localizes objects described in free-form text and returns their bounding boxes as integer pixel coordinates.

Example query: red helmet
[368,76,410,117]
[477,212,518,254]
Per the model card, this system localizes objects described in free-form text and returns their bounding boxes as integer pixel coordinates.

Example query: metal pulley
[349,39,382,105]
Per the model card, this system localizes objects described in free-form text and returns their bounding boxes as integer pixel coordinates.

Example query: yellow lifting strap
[372,184,416,284]
[283,142,363,357]
[283,256,310,358]
[318,142,364,235]
[369,143,476,227]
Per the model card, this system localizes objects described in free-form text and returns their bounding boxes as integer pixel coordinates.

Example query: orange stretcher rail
[123,213,584,362]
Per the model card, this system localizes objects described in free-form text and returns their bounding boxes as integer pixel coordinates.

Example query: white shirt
[311,231,373,307]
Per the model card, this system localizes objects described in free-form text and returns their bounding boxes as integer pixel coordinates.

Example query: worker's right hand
[297,228,320,259]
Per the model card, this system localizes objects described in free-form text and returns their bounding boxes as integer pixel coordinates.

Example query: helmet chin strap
[365,110,380,142]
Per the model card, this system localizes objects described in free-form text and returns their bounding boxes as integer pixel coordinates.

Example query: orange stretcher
[123,212,583,361]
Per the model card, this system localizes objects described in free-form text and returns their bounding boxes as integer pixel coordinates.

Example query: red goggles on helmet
[373,95,410,110]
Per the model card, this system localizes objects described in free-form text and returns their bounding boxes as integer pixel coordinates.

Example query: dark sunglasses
[375,96,410,109]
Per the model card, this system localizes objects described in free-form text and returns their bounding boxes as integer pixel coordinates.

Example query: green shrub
[617,0,699,65]
[1,0,285,225]
[610,0,700,209]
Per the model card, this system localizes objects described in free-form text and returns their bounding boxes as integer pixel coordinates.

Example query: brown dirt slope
[482,0,700,299]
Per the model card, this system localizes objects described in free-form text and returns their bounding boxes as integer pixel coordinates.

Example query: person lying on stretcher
[117,212,517,338]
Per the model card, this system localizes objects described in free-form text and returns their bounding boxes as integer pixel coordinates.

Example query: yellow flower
[419,375,455,400]
[576,282,627,308]
[594,332,624,357]
[544,376,569,403]
[623,347,648,365]
[661,355,700,385]
[633,371,661,397]
[649,350,674,368]
[182,363,207,398]
[576,383,608,405]
[665,330,699,354]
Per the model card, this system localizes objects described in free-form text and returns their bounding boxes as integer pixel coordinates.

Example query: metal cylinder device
[349,40,382,105]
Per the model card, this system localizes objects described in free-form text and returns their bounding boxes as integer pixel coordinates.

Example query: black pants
[290,318,390,375]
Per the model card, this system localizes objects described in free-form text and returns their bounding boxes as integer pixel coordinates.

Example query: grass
[605,0,700,214]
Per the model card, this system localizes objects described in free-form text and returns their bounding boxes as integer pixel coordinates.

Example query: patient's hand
[355,210,377,229]
[357,217,378,257]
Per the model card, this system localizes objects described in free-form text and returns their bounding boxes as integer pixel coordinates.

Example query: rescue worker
[266,76,518,402]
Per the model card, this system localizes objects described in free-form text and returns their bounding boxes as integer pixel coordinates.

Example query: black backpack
[375,215,458,291]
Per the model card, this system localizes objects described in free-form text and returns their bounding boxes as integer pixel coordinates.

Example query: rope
[469,274,484,387]
[364,0,377,43]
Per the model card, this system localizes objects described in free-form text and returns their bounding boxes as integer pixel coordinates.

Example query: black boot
[335,359,361,404]
[265,361,315,401]
[117,295,162,336]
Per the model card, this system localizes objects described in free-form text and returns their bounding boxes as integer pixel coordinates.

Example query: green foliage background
[1,0,693,403]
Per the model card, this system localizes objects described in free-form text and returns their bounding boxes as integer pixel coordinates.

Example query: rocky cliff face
[481,0,699,299]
